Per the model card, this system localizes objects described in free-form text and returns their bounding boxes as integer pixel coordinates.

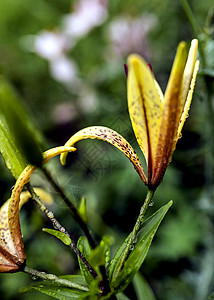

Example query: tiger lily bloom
[60,39,199,190]
[0,146,75,272]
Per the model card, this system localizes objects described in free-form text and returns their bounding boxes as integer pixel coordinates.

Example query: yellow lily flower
[0,146,75,272]
[60,39,199,190]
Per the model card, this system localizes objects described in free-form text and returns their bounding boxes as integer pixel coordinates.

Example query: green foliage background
[0,0,214,299]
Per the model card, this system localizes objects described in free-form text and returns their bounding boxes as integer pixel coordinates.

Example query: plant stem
[40,167,114,297]
[113,189,155,280]
[23,265,89,292]
[181,0,206,66]
[41,166,96,249]
[26,183,98,280]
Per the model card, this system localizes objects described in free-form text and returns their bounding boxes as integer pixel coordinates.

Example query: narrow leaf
[133,272,156,300]
[108,201,172,293]
[117,293,131,300]
[0,119,27,178]
[78,197,87,223]
[42,228,71,246]
[60,126,147,184]
[0,76,43,168]
[77,236,97,286]
[21,281,87,300]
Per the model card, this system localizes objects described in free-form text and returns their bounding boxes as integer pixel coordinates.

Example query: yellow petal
[180,39,198,111]
[177,59,200,139]
[0,146,76,272]
[151,41,188,188]
[0,187,53,272]
[60,126,147,184]
[19,188,53,207]
[127,54,163,180]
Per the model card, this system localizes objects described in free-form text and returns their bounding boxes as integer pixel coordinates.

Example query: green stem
[26,183,98,280]
[113,189,155,280]
[40,167,114,297]
[23,266,89,292]
[41,166,96,249]
[181,0,206,66]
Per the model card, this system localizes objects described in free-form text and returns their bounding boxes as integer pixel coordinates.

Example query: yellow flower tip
[127,53,142,66]
[191,39,198,50]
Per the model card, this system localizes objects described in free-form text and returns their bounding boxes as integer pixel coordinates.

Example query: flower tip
[190,39,198,51]
[127,54,141,67]
[178,41,187,51]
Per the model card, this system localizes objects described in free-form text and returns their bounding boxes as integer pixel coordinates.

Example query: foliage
[0,0,214,300]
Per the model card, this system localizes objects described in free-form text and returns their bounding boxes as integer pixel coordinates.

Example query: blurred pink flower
[62,0,108,38]
[34,31,71,60]
[108,14,157,59]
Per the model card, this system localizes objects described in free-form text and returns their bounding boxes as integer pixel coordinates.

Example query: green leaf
[77,236,96,286]
[89,239,110,270]
[0,76,43,169]
[108,201,172,293]
[77,236,111,292]
[42,228,71,246]
[199,68,214,77]
[207,292,214,299]
[117,293,130,300]
[78,197,87,223]
[21,280,88,300]
[0,119,27,178]
[133,272,156,300]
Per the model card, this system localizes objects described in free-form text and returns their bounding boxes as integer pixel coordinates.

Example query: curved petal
[0,146,75,273]
[60,126,147,184]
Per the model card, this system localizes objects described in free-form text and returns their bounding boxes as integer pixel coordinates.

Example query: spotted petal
[0,146,75,272]
[60,126,147,184]
[151,42,188,187]
[127,54,163,181]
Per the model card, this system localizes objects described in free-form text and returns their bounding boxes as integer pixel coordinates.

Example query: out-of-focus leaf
[133,272,156,300]
[207,291,214,299]
[78,197,88,223]
[199,68,214,77]
[0,119,27,178]
[0,76,43,169]
[89,240,110,269]
[42,228,71,246]
[108,201,172,293]
[117,293,130,300]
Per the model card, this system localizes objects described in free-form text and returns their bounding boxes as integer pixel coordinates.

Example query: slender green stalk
[26,183,98,280]
[40,167,113,297]
[113,189,155,280]
[23,266,89,292]
[181,0,205,66]
[41,166,96,249]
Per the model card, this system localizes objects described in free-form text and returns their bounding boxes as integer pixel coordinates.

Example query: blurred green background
[0,0,214,299]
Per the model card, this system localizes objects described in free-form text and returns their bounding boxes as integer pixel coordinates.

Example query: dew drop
[149,201,154,207]
[129,244,135,251]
